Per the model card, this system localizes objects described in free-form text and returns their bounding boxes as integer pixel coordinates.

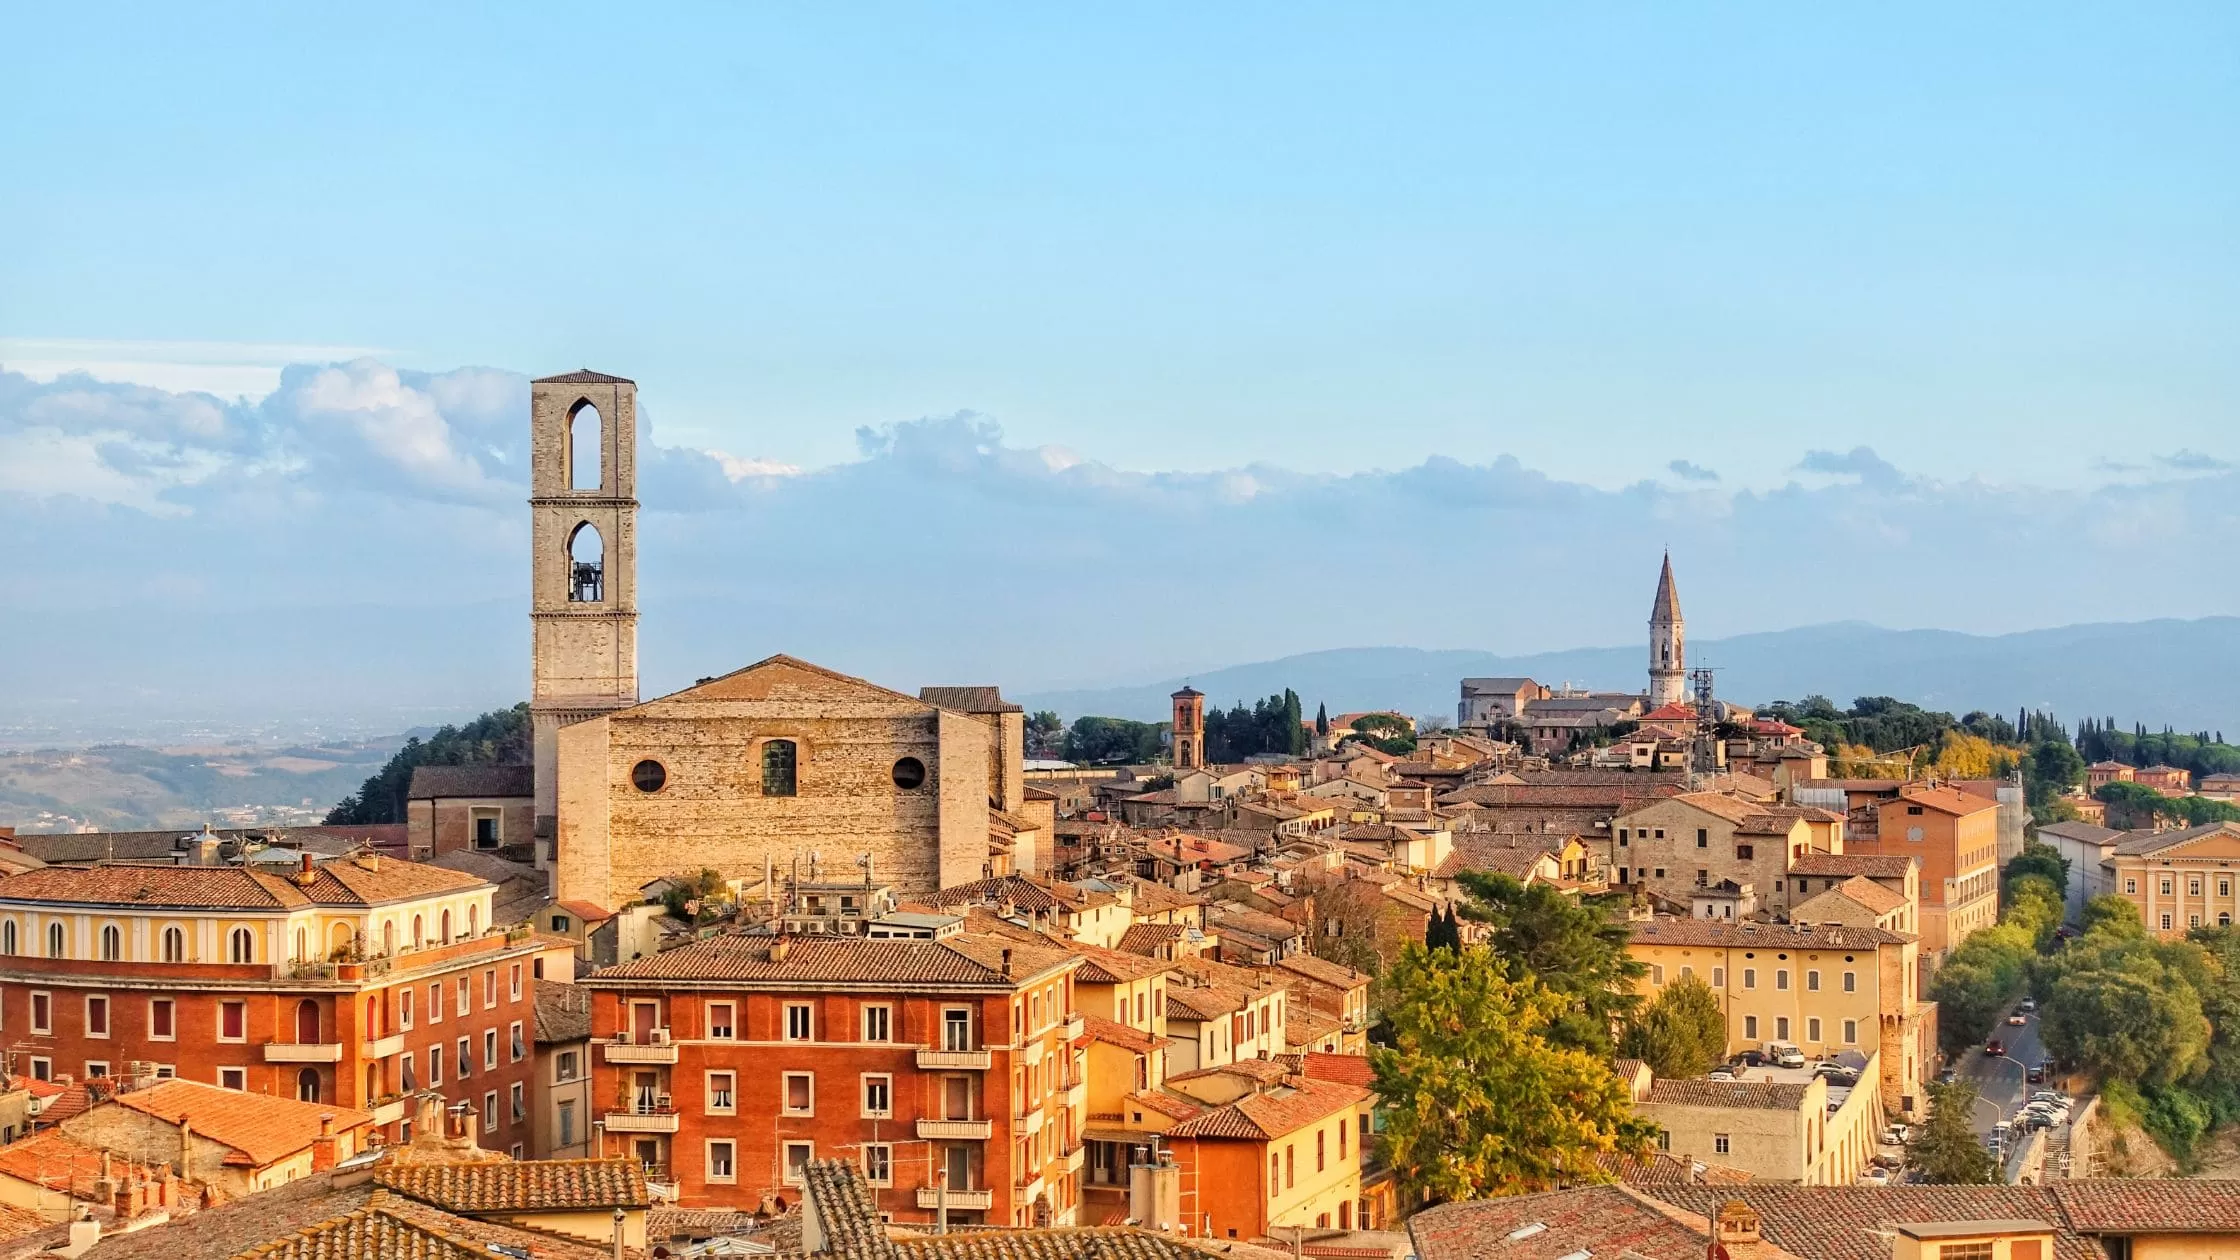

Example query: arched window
[229,927,254,964]
[763,739,799,797]
[297,1068,321,1103]
[383,921,396,956]
[162,926,185,962]
[46,923,65,959]
[365,996,379,1037]
[100,924,122,961]
[365,1064,380,1103]
[440,910,452,944]
[296,999,320,1044]
[568,522,604,602]
[467,906,479,937]
[570,401,602,491]
[1,920,14,955]
[294,928,306,962]
[332,922,354,958]
[412,915,425,948]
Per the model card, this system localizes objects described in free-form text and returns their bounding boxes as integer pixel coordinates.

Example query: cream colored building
[1626,1054,1883,1185]
[2109,821,2240,937]
[1610,793,1842,912]
[1628,914,1935,1117]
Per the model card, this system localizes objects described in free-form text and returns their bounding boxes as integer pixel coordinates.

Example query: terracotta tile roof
[588,931,1080,987]
[1120,878,1200,916]
[228,1188,629,1260]
[0,1130,108,1191]
[1168,1058,1293,1087]
[1207,907,1302,945]
[1082,1016,1168,1054]
[1787,853,1916,879]
[649,1206,765,1241]
[1167,986,1247,1022]
[0,1201,45,1244]
[923,874,1110,915]
[533,979,594,1044]
[2114,820,2240,857]
[375,1156,648,1213]
[1593,1149,1753,1186]
[1274,953,1370,991]
[114,1079,374,1167]
[1162,1077,1368,1140]
[1643,1077,1811,1111]
[1817,874,1909,916]
[1893,784,2000,816]
[1072,944,1173,985]
[405,765,533,800]
[1436,833,1565,879]
[1118,923,1187,955]
[2048,1178,2240,1232]
[554,898,615,923]
[1410,1184,1800,1260]
[1647,1186,2106,1260]
[1286,1006,1341,1045]
[304,854,489,906]
[1629,916,1907,951]
[918,686,1022,714]
[1440,783,1682,809]
[0,854,485,911]
[1128,1091,1204,1122]
[1299,1051,1373,1088]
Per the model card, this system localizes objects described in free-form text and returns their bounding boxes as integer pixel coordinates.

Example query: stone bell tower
[530,370,641,843]
[1648,551,1686,708]
[1171,686,1205,771]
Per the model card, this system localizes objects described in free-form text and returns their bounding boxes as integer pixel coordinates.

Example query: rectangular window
[556,1050,579,1083]
[943,1008,972,1051]
[30,992,51,1035]
[219,1000,246,1041]
[1777,1016,1791,1040]
[1736,844,1754,860]
[484,969,497,1010]
[510,1081,525,1123]
[1654,868,1665,879]
[1696,828,1708,848]
[863,1074,892,1117]
[28,1058,50,1082]
[219,1067,245,1091]
[1714,1134,1730,1154]
[1939,1245,1994,1260]
[149,998,175,1041]
[1743,969,1757,990]
[401,989,414,1029]
[1807,970,1820,992]
[85,1061,108,1079]
[708,1139,738,1183]
[2162,914,2174,931]
[708,1071,737,1114]
[482,1091,498,1133]
[85,996,109,1038]
[429,982,443,1024]
[1807,1017,1822,1042]
[2161,879,2174,896]
[1651,965,1664,985]
[401,1053,417,1091]
[430,1045,444,1086]
[1843,971,1857,993]
[784,1072,814,1115]
[862,1004,891,1042]
[2125,877,2138,894]
[1843,1019,1859,1044]
[509,964,523,1000]
[1316,1130,1326,1172]
[558,1100,576,1147]
[783,1142,813,1185]
[484,1029,498,1070]
[1285,1143,1295,1188]
[1776,970,1790,991]
[862,1143,893,1185]
[2191,879,2203,896]
[1744,1015,1758,1039]
[510,1020,525,1063]
[456,978,469,1017]
[785,1003,813,1041]
[458,1037,472,1079]
[1711,967,1725,988]
[708,1002,736,1040]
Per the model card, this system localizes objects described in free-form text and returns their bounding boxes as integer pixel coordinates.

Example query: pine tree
[1315,702,1330,737]
[1907,1082,1998,1183]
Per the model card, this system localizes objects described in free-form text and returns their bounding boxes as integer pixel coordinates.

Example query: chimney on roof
[296,852,318,887]
[178,1118,193,1179]
[769,937,791,963]
[1001,948,1014,978]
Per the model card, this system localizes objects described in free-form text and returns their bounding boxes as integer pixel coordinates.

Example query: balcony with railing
[916,1047,993,1070]
[362,1033,406,1059]
[639,1164,679,1202]
[369,1093,409,1126]
[605,1103,680,1134]
[915,1117,994,1140]
[916,1186,994,1211]
[603,1030,679,1064]
[263,1041,345,1063]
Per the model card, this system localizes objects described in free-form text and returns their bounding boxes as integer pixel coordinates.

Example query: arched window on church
[763,740,798,797]
[568,522,604,603]
[229,927,254,963]
[162,926,185,961]
[570,401,602,491]
[100,924,122,961]
[47,923,65,959]
[1,920,15,955]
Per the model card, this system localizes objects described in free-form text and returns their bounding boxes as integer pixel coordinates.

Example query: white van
[1767,1041,1807,1068]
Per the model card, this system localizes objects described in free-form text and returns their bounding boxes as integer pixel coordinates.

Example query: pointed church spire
[1651,550,1682,624]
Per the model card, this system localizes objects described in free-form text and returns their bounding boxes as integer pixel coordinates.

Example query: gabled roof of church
[532,368,635,384]
[640,654,935,712]
[1651,552,1682,622]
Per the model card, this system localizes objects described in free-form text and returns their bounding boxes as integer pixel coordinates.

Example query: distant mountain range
[1018,618,2240,733]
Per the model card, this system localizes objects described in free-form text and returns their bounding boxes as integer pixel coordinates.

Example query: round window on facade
[630,759,668,793]
[891,757,927,790]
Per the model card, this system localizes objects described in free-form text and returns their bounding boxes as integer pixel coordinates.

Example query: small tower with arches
[530,370,641,840]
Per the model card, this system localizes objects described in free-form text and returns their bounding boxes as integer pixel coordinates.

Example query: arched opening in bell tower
[569,522,605,602]
[569,401,603,491]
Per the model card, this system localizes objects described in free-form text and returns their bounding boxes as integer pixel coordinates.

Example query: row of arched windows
[0,899,486,964]
[1,918,265,964]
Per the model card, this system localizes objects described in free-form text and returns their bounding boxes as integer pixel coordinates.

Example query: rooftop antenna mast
[1690,665,1721,780]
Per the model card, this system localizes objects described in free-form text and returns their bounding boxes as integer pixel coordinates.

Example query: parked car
[1881,1124,1911,1146]
[2007,1013,2029,1026]
[2031,1091,2065,1105]
[1708,1067,1738,1081]
[1986,1039,2006,1056]
[1735,1049,1766,1067]
[1768,1041,1807,1068]
[2027,1064,2045,1083]
[1857,1167,1891,1185]
[2020,997,2037,1012]
[1938,1068,1959,1085]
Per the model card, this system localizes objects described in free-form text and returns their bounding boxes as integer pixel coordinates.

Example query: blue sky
[6,3,2235,486]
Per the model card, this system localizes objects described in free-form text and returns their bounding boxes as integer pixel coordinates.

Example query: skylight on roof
[1505,1223,1547,1241]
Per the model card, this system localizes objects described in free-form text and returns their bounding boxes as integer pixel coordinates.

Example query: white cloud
[0,337,388,400]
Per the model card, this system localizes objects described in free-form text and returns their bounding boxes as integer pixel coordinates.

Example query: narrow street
[1956,1005,2046,1138]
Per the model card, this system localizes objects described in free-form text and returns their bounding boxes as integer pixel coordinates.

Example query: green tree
[1314,703,1330,738]
[326,703,531,824]
[1907,1081,1998,1183]
[1370,943,1652,1202]
[1456,873,1644,1055]
[1063,716,1166,765]
[1618,974,1727,1079]
[2003,841,2070,903]
[2081,893,2149,940]
[1025,710,1066,759]
[2025,740,2086,807]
